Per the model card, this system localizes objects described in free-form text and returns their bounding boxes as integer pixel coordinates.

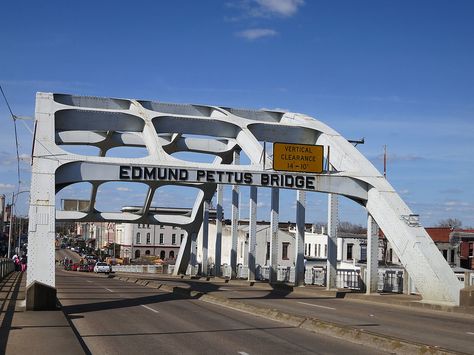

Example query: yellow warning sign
[273,143,324,173]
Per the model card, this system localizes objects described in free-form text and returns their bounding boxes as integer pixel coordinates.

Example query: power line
[0,84,21,191]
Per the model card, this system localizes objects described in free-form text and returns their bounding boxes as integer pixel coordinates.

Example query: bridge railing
[0,258,15,281]
[110,263,474,294]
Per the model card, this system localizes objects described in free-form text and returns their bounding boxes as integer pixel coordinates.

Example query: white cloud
[255,0,304,17]
[0,183,15,190]
[116,187,131,192]
[237,28,278,40]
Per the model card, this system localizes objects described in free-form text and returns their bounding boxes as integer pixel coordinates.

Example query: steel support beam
[295,190,306,287]
[366,213,379,294]
[215,184,223,277]
[326,193,338,289]
[189,232,197,275]
[201,200,209,276]
[270,187,279,283]
[248,186,257,281]
[230,151,240,278]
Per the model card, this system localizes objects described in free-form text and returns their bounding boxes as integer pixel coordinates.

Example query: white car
[94,262,111,273]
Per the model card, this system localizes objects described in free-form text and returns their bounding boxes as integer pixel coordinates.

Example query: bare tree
[437,218,462,229]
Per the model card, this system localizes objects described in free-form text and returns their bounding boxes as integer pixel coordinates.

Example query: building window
[145,250,151,255]
[159,233,164,244]
[147,224,150,229]
[137,224,141,229]
[160,250,165,259]
[160,225,164,229]
[442,249,448,260]
[180,234,184,243]
[304,243,307,255]
[308,244,311,256]
[469,243,473,257]
[135,250,141,258]
[317,244,321,257]
[360,245,367,261]
[324,244,327,257]
[146,233,151,244]
[347,244,353,260]
[282,242,289,260]
[266,242,270,261]
[169,250,175,259]
[450,249,455,263]
[172,234,176,245]
[136,232,141,244]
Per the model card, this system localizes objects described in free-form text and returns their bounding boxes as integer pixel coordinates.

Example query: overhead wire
[0,84,21,193]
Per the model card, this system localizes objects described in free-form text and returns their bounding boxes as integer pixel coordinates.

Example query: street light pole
[8,190,29,258]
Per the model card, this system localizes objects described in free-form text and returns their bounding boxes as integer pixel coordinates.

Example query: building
[116,222,186,261]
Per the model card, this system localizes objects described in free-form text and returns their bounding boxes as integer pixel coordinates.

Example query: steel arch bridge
[26,92,461,309]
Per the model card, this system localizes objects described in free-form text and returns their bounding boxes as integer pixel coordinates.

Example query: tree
[437,218,462,229]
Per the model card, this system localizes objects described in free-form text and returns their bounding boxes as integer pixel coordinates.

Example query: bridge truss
[26,92,461,309]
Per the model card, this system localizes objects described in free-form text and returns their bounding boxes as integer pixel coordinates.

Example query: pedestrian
[14,256,21,271]
[20,254,27,272]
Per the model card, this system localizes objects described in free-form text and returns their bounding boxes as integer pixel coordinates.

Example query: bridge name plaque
[119,165,319,190]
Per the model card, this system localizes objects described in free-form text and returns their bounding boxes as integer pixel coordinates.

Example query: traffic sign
[273,143,324,173]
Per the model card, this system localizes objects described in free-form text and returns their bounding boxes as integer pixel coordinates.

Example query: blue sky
[0,0,473,227]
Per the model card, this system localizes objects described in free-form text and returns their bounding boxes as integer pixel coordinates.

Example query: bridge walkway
[0,271,84,354]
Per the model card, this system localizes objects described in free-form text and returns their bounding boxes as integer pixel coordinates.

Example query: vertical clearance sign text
[273,143,324,173]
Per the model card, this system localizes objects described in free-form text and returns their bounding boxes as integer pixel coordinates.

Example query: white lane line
[238,352,250,355]
[86,280,93,283]
[104,287,114,293]
[141,304,159,313]
[297,301,336,310]
[467,332,474,335]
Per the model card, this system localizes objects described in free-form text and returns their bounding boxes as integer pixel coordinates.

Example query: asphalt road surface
[56,269,386,355]
[204,284,474,353]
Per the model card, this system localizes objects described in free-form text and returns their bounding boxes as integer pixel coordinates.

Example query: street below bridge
[56,269,380,355]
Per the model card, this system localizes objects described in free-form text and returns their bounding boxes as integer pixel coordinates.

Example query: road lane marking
[86,280,93,283]
[141,305,159,313]
[297,301,336,310]
[104,288,114,292]
[467,332,474,335]
[238,352,250,355]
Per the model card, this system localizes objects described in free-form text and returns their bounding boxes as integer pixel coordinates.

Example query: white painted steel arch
[27,93,460,308]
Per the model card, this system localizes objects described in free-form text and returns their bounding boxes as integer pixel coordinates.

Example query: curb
[116,275,465,355]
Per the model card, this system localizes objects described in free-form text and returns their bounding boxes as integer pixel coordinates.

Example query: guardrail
[112,264,174,274]
[0,258,15,281]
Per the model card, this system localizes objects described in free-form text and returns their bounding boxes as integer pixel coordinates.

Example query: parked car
[71,263,79,271]
[79,263,92,272]
[94,262,111,273]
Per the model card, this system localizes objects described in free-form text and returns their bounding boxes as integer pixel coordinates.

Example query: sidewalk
[0,272,84,355]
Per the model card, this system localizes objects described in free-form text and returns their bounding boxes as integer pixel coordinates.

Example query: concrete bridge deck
[1,267,473,354]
